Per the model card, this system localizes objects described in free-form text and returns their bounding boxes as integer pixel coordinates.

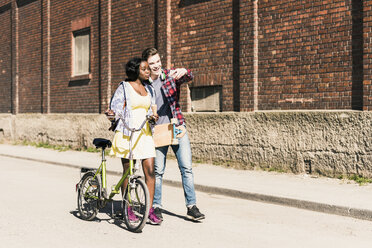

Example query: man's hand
[169,68,187,80]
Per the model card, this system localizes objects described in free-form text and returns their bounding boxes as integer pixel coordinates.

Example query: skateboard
[153,118,186,147]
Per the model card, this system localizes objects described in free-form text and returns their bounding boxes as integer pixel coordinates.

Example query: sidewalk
[1,143,372,221]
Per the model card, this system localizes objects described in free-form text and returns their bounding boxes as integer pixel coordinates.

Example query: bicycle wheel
[122,178,150,232]
[77,172,100,221]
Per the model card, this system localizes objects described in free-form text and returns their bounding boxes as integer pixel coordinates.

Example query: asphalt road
[1,156,372,248]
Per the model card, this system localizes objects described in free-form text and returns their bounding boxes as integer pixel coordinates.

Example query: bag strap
[109,81,126,110]
[121,82,126,109]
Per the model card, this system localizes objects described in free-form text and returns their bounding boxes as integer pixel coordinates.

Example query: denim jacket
[110,81,156,136]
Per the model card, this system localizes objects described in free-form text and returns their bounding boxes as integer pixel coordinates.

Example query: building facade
[0,0,371,114]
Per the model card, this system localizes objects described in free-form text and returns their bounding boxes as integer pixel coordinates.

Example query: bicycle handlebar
[117,112,152,133]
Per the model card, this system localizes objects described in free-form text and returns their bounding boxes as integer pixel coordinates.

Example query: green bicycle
[76,115,153,232]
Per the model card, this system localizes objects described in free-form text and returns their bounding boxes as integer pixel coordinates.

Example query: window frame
[71,28,91,78]
[70,16,92,82]
[190,85,222,112]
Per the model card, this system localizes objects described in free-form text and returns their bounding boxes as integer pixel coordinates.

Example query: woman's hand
[148,114,159,125]
[151,114,159,122]
[105,109,116,121]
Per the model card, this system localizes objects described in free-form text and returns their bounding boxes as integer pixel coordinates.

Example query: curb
[2,153,372,222]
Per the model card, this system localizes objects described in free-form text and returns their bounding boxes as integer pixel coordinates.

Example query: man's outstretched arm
[167,68,194,85]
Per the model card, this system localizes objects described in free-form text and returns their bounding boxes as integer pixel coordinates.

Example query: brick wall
[110,0,154,89]
[258,0,354,110]
[49,0,99,113]
[0,0,371,114]
[240,0,255,111]
[0,3,12,113]
[364,1,372,111]
[18,0,42,113]
[171,0,234,111]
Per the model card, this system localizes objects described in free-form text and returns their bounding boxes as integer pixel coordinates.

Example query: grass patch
[348,175,372,186]
[338,174,372,185]
[86,147,99,153]
[15,140,72,152]
[266,167,287,173]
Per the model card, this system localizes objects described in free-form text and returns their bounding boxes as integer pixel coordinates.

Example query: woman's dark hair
[125,57,142,81]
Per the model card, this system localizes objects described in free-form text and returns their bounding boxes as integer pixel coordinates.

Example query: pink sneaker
[127,206,139,222]
[148,207,162,225]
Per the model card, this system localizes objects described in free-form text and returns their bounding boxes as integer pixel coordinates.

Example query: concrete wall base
[0,111,370,177]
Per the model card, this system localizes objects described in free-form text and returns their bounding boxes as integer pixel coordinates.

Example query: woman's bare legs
[121,157,155,207]
[142,157,155,207]
[121,158,130,195]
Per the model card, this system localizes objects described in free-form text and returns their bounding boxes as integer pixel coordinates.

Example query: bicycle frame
[84,114,150,203]
[84,149,134,202]
[76,111,154,231]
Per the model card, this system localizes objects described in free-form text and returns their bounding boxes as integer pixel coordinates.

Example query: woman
[109,57,161,225]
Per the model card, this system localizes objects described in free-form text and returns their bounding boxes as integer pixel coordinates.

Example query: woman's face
[139,61,151,81]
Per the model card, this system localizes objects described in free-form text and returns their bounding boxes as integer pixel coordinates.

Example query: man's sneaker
[186,205,205,221]
[127,206,139,222]
[154,207,163,221]
[148,207,162,225]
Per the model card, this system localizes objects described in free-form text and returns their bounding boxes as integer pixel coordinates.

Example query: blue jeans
[153,130,196,208]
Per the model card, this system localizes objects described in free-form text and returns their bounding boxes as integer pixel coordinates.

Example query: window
[72,29,90,76]
[191,86,222,112]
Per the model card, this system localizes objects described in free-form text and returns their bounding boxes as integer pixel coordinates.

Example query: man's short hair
[142,47,158,61]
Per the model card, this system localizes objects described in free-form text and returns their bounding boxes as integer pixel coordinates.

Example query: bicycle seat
[93,138,112,149]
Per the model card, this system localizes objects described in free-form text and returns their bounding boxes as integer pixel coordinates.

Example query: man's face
[147,53,162,78]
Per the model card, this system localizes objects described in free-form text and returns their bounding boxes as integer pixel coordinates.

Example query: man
[142,48,205,222]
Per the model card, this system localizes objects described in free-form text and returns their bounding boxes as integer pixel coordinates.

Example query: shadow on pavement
[70,201,142,233]
[162,208,202,223]
[162,209,188,221]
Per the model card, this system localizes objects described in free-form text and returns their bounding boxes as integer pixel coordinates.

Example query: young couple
[109,48,205,225]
